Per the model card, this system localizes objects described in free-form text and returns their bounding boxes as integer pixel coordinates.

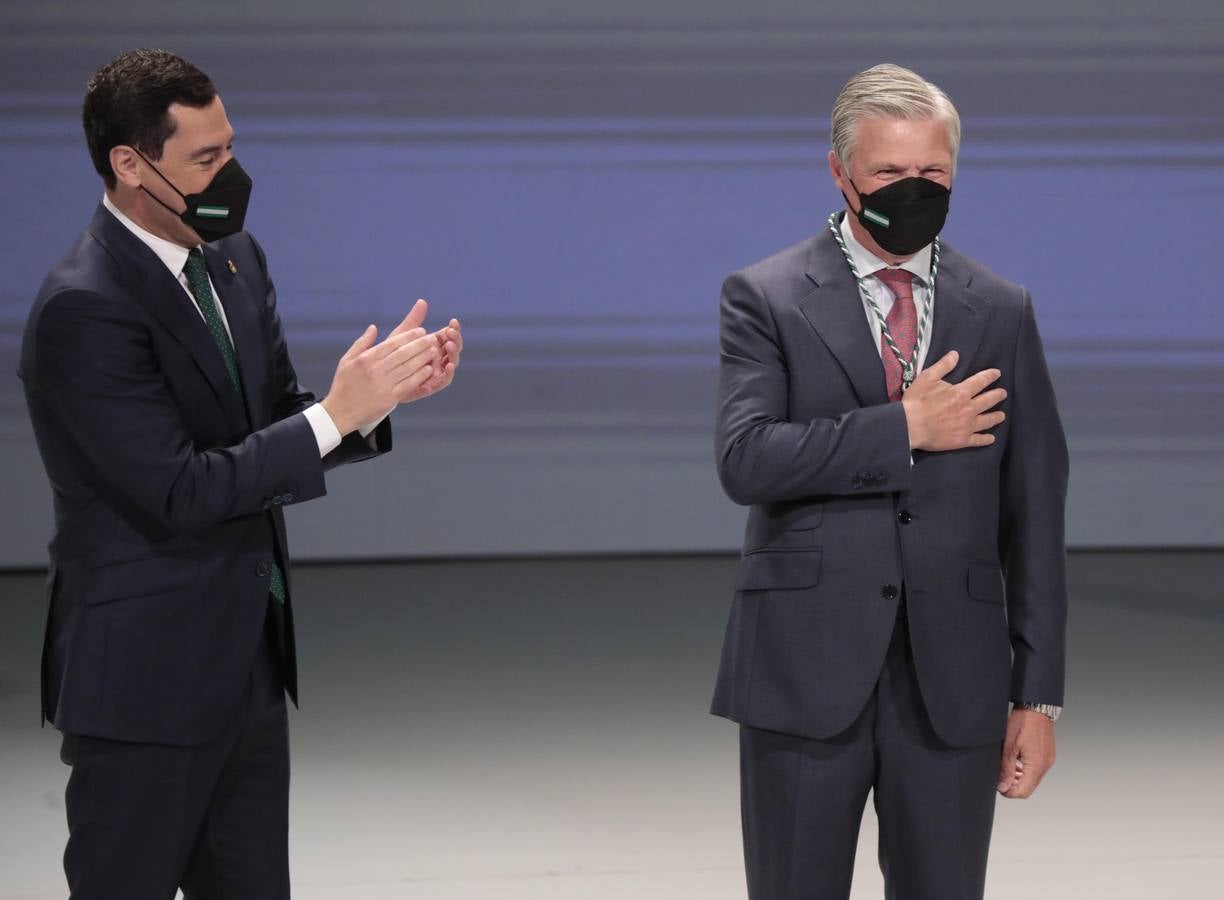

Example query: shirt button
[898,510,913,524]
[881,584,899,601]
[255,562,270,577]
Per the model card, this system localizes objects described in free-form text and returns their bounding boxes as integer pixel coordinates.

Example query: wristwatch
[1015,702,1061,723]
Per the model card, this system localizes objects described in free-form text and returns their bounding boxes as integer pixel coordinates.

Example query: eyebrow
[869,161,949,171]
[188,135,234,160]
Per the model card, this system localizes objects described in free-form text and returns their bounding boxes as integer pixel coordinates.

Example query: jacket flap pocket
[84,554,199,606]
[967,560,1005,605]
[736,548,822,592]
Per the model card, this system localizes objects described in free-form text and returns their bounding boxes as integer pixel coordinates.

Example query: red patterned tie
[875,268,917,402]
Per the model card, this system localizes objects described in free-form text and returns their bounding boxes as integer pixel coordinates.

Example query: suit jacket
[710,225,1068,748]
[20,204,391,746]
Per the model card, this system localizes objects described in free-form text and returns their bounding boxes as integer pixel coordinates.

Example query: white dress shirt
[838,211,935,378]
[102,195,386,456]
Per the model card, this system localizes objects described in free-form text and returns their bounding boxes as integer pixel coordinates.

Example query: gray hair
[830,63,961,173]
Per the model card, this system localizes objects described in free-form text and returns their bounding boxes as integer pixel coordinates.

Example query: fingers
[970,387,1007,415]
[340,324,378,364]
[1004,759,1042,799]
[993,744,1013,793]
[920,350,959,382]
[960,367,1002,396]
[381,333,441,379]
[969,410,1006,434]
[364,327,427,362]
[997,744,1020,794]
[392,362,435,401]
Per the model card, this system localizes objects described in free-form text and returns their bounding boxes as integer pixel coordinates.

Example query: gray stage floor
[2,552,1221,899]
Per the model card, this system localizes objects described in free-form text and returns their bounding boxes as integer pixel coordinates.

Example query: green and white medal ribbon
[827,211,938,392]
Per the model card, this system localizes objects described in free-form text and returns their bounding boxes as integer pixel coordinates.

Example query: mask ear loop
[131,148,188,218]
[839,166,867,218]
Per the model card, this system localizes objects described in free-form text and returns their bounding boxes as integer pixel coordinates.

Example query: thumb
[997,742,1019,793]
[341,324,377,364]
[405,298,429,329]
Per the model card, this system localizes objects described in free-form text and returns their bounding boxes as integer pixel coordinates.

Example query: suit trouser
[60,610,290,900]
[739,607,1001,900]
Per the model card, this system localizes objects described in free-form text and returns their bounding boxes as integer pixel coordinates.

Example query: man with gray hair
[711,63,1068,899]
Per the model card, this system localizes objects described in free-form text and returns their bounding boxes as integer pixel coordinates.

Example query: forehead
[851,116,952,167]
[163,96,232,153]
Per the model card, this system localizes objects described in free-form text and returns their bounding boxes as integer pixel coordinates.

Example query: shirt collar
[102,194,198,279]
[837,209,932,285]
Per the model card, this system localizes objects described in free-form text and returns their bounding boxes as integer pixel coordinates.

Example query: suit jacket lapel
[201,244,270,429]
[89,206,249,434]
[797,229,889,406]
[926,244,992,385]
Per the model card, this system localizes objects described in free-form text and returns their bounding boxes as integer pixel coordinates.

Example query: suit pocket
[966,559,1005,605]
[736,548,822,592]
[83,553,199,606]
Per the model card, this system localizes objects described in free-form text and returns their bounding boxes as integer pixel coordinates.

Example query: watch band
[1015,702,1062,722]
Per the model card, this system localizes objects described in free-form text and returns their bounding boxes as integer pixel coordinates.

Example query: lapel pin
[226,259,238,275]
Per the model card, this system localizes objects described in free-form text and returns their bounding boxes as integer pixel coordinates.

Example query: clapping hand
[321,299,463,436]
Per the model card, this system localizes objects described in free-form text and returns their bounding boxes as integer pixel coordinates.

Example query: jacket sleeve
[247,233,392,471]
[30,287,327,537]
[998,291,1070,705]
[715,270,913,505]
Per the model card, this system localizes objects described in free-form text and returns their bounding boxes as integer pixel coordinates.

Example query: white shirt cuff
[302,403,343,458]
[358,408,394,446]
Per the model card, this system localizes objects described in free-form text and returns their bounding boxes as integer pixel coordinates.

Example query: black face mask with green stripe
[137,153,253,243]
[844,176,950,257]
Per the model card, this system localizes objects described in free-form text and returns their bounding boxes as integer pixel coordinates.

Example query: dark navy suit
[20,204,391,898]
[711,222,1068,899]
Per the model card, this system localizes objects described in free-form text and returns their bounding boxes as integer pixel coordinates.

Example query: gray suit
[711,221,1068,899]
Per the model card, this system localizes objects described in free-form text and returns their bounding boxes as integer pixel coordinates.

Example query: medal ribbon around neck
[827,211,939,391]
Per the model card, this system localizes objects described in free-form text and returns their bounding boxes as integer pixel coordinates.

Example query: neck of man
[844,204,916,268]
[106,186,198,249]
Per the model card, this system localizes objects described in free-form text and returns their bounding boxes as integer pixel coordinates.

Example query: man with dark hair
[20,48,463,898]
[711,63,1067,899]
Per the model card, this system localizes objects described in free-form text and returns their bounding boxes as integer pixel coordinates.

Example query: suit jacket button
[881,584,899,600]
[282,492,295,503]
[256,562,270,577]
[898,510,913,524]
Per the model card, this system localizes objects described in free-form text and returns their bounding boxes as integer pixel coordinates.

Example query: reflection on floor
[1,552,1220,899]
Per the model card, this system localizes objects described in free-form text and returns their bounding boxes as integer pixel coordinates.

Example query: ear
[828,150,848,188]
[109,145,143,190]
[828,150,858,211]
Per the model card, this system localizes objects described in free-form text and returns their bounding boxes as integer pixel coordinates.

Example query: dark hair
[82,49,217,189]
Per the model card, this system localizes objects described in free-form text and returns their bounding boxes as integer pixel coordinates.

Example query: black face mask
[843,176,951,257]
[137,152,253,243]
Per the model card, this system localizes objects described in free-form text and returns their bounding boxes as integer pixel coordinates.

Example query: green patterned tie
[183,249,241,393]
[182,249,287,605]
